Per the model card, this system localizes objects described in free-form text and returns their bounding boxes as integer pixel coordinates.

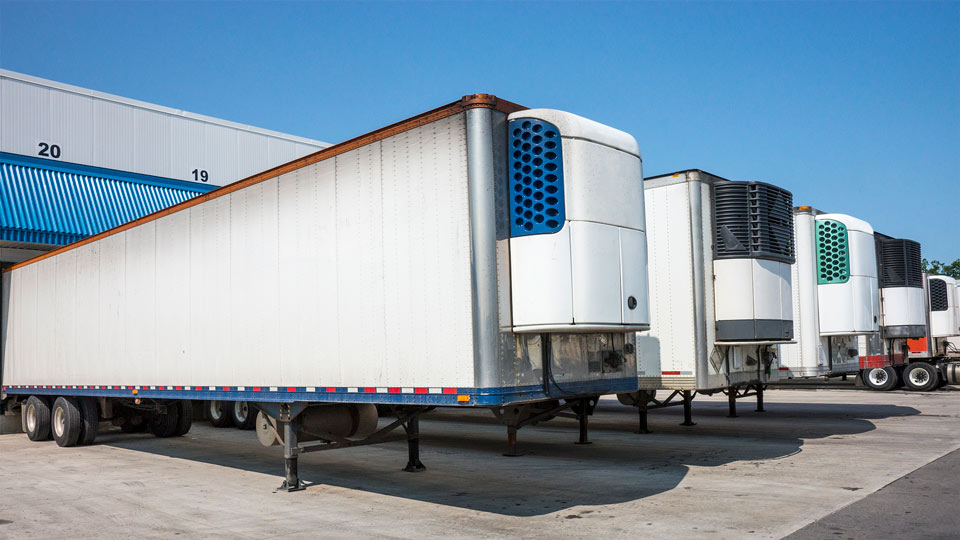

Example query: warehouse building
[0,68,328,266]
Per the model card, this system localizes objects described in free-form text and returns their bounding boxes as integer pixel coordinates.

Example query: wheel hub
[53,406,65,438]
[26,404,37,432]
[869,369,887,386]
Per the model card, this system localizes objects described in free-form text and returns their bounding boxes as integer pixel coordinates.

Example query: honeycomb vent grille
[878,238,922,288]
[930,279,948,312]
[816,219,850,284]
[713,181,795,263]
[509,118,564,237]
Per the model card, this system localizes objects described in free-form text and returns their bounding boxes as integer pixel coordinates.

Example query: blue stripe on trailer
[1,378,638,406]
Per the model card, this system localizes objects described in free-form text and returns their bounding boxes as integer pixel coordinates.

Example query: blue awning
[0,153,216,246]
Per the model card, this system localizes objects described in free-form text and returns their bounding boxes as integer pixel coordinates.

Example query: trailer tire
[77,397,99,446]
[51,397,83,447]
[150,404,181,438]
[903,362,939,392]
[207,400,235,428]
[231,401,257,430]
[862,367,897,391]
[173,400,193,436]
[24,396,52,441]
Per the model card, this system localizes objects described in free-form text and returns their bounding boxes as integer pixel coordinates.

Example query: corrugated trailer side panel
[3,113,476,389]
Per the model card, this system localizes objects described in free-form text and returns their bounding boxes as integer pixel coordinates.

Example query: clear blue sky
[1,1,957,260]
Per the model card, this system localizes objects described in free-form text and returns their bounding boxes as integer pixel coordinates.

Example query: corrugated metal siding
[1,71,328,187]
[0,158,211,246]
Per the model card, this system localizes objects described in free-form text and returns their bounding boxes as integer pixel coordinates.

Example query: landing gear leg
[638,402,650,434]
[504,425,521,457]
[681,390,696,426]
[403,414,426,472]
[727,387,738,418]
[575,399,591,445]
[755,385,765,413]
[279,419,304,492]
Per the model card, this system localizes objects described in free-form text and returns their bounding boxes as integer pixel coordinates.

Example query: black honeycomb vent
[930,279,949,312]
[714,181,795,263]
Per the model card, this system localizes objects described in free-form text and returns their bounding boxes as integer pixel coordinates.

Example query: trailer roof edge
[3,94,526,273]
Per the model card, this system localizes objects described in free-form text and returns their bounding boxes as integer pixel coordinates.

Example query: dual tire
[903,362,940,392]
[207,400,256,430]
[862,367,898,391]
[24,396,190,445]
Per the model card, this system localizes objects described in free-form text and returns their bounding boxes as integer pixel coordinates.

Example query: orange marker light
[457,395,470,403]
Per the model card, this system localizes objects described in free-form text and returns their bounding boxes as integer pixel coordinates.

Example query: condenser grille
[930,279,948,311]
[509,118,564,237]
[878,238,922,288]
[816,219,850,284]
[713,181,795,263]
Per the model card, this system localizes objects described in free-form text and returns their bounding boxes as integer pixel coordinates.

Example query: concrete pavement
[0,388,957,539]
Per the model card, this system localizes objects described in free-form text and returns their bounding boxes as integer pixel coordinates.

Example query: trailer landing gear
[681,391,696,426]
[264,403,430,493]
[493,397,597,456]
[722,385,766,418]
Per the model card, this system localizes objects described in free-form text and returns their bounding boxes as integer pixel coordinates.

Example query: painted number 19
[192,169,209,182]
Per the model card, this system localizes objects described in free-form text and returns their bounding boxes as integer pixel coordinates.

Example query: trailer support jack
[681,391,696,426]
[279,419,304,492]
[727,387,738,418]
[403,415,425,472]
[575,398,591,445]
[755,385,765,412]
[638,404,650,434]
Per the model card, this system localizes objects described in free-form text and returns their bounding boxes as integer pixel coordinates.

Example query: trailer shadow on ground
[92,399,920,517]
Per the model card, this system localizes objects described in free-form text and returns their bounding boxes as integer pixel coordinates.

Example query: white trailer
[902,275,960,390]
[853,233,929,390]
[1,95,650,489]
[779,208,880,383]
[618,170,795,427]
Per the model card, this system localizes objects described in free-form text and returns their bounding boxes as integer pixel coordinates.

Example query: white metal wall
[0,69,326,186]
[2,114,477,388]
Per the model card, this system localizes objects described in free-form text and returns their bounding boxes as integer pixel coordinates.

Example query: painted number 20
[38,142,61,159]
[192,169,209,182]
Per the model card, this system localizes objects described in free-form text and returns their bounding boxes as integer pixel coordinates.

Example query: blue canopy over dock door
[0,152,216,247]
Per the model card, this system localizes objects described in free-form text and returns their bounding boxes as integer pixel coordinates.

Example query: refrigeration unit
[779,208,880,382]
[621,170,795,425]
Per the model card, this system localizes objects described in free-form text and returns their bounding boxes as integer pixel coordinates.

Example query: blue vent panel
[509,118,564,237]
[0,154,213,246]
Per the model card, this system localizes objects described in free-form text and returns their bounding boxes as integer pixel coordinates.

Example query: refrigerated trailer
[618,170,795,427]
[901,275,960,389]
[779,208,880,383]
[1,95,651,490]
[854,233,929,390]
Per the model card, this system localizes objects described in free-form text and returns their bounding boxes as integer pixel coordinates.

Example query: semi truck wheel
[173,400,193,436]
[232,401,257,430]
[77,397,99,446]
[862,367,897,391]
[150,404,181,438]
[207,400,235,428]
[24,396,52,441]
[51,397,83,447]
[903,362,939,392]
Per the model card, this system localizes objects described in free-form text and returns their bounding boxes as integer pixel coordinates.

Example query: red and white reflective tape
[2,384,462,394]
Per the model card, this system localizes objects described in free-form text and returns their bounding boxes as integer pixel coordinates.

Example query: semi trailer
[618,170,795,427]
[901,275,960,389]
[779,208,880,384]
[854,233,929,390]
[1,94,651,490]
